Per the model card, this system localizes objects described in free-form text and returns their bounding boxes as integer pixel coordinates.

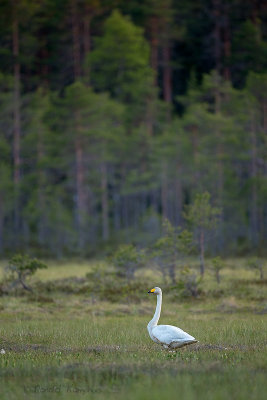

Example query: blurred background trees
[0,0,266,257]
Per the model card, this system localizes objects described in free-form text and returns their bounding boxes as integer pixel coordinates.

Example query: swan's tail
[170,339,198,349]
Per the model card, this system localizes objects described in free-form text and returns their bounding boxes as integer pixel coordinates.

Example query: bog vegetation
[0,257,267,400]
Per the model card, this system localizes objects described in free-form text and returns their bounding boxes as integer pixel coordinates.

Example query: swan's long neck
[148,292,162,328]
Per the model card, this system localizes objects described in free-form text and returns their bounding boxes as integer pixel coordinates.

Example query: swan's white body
[147,287,197,349]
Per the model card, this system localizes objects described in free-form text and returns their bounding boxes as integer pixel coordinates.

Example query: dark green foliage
[152,219,193,283]
[232,21,267,87]
[111,244,145,280]
[0,1,266,256]
[89,10,152,102]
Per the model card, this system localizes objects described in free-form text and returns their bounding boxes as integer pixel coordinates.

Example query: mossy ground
[0,259,266,399]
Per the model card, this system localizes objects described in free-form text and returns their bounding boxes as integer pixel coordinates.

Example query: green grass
[0,314,267,399]
[0,259,267,399]
[0,259,95,281]
[1,301,267,399]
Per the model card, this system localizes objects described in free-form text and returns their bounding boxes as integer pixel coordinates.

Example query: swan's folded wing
[151,325,195,345]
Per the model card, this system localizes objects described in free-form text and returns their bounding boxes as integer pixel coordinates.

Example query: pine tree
[184,192,221,276]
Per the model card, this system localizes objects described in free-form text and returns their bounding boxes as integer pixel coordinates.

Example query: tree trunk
[251,1,261,31]
[168,264,176,284]
[260,266,264,281]
[40,46,49,90]
[213,0,221,76]
[191,125,200,188]
[263,99,267,243]
[174,163,182,226]
[18,272,33,292]
[163,43,172,121]
[0,197,3,252]
[250,108,258,245]
[83,5,91,80]
[148,16,159,86]
[122,196,129,229]
[71,0,81,80]
[101,162,109,240]
[113,192,121,231]
[199,229,205,276]
[222,2,231,81]
[72,0,87,248]
[263,99,267,133]
[163,45,171,103]
[161,163,168,221]
[75,129,86,247]
[37,118,46,246]
[216,270,220,284]
[12,2,21,236]
[214,72,224,249]
[145,97,154,136]
[37,38,49,245]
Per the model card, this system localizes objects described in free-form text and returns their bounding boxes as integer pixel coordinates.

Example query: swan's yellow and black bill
[148,288,155,293]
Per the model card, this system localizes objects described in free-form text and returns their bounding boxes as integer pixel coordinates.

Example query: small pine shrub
[5,254,47,292]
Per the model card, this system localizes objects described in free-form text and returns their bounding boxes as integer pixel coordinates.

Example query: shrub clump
[247,257,264,280]
[4,254,47,292]
[211,256,224,284]
[111,244,145,280]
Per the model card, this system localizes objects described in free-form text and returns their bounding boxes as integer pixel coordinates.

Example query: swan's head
[148,287,161,295]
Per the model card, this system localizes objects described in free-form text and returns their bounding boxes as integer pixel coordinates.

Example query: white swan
[147,287,197,349]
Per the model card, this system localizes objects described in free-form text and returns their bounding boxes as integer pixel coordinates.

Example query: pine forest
[0,0,266,257]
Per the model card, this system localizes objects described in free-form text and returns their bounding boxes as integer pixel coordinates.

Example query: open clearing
[0,260,267,399]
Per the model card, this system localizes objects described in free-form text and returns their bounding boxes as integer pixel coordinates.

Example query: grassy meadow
[0,259,266,399]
